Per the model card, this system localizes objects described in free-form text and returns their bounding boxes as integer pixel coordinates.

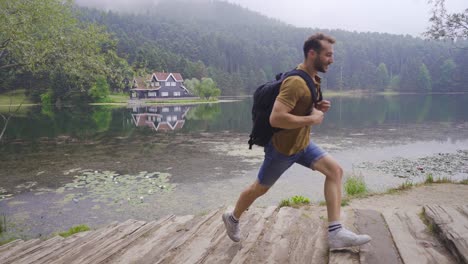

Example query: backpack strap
[286,69,322,105]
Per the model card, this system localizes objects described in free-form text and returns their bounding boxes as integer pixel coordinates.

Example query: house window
[162,107,170,113]
[171,82,176,86]
[174,106,181,112]
[173,92,181,97]
[133,107,138,112]
[157,117,162,122]
[165,82,170,86]
[148,92,157,97]
[161,92,169,97]
[172,115,178,121]
[155,82,160,86]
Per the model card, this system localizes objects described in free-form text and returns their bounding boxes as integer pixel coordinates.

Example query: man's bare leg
[312,155,342,222]
[222,180,269,242]
[312,155,371,249]
[233,180,270,219]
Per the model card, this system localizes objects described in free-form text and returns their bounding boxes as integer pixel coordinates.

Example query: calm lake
[1,94,468,239]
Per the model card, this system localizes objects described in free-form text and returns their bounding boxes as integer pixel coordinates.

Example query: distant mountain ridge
[78,0,468,94]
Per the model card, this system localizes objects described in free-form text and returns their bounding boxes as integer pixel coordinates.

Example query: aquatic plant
[359,150,468,180]
[58,170,175,206]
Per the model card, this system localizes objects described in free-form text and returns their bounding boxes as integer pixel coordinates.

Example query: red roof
[153,72,183,82]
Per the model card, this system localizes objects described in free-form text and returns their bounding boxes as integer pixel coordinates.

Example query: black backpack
[248,69,322,149]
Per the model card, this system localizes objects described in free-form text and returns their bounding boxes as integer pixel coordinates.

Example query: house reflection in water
[131,105,191,131]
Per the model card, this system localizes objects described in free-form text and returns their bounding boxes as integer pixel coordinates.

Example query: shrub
[344,176,368,196]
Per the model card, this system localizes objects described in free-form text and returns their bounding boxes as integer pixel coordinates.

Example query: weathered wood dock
[0,203,466,264]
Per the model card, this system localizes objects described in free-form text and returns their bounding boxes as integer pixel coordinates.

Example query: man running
[223,33,371,250]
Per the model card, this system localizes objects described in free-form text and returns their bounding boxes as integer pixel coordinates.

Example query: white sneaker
[329,228,371,250]
[222,213,240,242]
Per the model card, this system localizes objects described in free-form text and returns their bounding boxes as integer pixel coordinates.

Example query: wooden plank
[424,205,468,264]
[0,239,23,254]
[68,220,147,264]
[246,206,329,264]
[3,236,64,264]
[86,220,163,264]
[382,209,456,264]
[47,219,139,264]
[150,209,229,263]
[12,232,89,264]
[156,208,228,264]
[286,207,328,264]
[93,215,174,264]
[34,222,121,264]
[354,209,403,264]
[0,239,41,261]
[197,207,270,264]
[107,214,196,264]
[229,206,276,264]
[329,208,360,264]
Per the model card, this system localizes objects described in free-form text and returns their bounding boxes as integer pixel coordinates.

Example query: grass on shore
[0,90,35,113]
[58,224,90,238]
[314,173,466,208]
[105,93,219,105]
[323,89,399,97]
[0,90,33,105]
[279,195,310,208]
[344,175,368,197]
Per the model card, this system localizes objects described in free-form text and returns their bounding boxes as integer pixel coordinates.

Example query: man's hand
[309,107,324,125]
[316,100,331,113]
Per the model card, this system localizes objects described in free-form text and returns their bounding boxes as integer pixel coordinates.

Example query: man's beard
[314,57,327,73]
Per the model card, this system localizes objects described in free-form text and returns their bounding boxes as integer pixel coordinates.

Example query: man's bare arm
[269,100,324,129]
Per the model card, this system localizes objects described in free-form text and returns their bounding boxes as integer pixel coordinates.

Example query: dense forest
[1,0,467,101]
[78,0,467,95]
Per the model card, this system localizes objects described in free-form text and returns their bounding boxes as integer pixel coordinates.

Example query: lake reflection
[131,105,191,131]
[1,94,468,141]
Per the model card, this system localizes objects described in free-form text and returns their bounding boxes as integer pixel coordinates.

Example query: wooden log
[424,205,468,264]
[382,209,456,264]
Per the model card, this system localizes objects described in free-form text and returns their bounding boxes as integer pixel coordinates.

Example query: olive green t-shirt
[272,64,321,156]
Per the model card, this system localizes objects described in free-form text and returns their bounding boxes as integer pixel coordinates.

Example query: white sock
[328,221,342,236]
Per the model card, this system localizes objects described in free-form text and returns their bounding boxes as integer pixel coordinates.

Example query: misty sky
[75,0,466,36]
[226,0,466,36]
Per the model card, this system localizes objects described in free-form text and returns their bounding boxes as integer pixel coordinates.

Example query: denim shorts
[257,141,327,186]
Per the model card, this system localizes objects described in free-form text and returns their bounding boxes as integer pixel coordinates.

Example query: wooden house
[130,72,192,99]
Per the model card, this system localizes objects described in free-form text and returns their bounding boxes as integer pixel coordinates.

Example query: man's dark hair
[303,33,336,58]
